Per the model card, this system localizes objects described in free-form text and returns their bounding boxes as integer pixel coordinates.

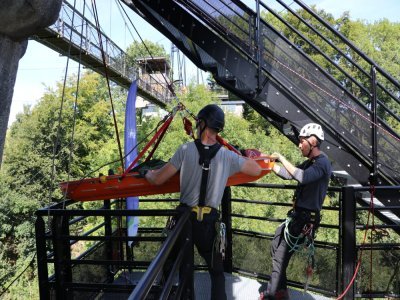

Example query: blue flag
[124,81,139,244]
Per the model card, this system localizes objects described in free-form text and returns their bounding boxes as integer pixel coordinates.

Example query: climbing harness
[284,217,315,253]
[283,214,316,292]
[191,206,212,222]
[193,133,227,261]
[194,139,222,217]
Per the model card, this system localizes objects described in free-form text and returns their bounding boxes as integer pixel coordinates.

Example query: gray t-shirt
[169,141,246,209]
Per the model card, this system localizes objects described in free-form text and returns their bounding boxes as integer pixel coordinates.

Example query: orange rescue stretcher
[60,158,273,201]
[59,103,274,201]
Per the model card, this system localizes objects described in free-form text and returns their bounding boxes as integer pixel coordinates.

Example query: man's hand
[270,152,281,161]
[137,168,148,178]
[270,152,297,176]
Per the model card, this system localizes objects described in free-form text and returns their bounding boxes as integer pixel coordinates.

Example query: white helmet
[299,123,324,141]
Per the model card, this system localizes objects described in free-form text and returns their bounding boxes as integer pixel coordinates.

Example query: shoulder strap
[194,139,222,207]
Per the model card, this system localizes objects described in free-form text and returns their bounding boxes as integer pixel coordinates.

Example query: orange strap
[121,113,175,178]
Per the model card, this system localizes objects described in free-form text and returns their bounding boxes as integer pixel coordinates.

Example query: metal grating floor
[194,272,332,300]
[108,271,332,299]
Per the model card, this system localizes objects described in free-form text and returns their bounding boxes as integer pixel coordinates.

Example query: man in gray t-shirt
[145,104,261,300]
[169,141,245,209]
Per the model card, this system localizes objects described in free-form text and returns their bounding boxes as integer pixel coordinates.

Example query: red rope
[369,185,376,292]
[181,106,242,154]
[265,52,400,143]
[336,185,376,300]
[216,135,241,155]
[121,103,244,180]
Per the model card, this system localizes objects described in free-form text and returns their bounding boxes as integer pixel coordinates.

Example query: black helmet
[197,104,225,132]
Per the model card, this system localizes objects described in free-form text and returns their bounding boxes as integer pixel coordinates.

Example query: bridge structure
[32,0,400,299]
[32,0,173,107]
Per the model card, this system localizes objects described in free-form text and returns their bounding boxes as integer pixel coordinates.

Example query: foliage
[125,39,169,69]
[0,71,125,298]
[1,11,400,298]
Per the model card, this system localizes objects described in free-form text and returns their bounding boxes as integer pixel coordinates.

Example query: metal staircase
[124,0,400,189]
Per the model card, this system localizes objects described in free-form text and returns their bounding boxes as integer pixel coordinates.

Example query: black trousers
[170,206,226,300]
[266,210,319,299]
[191,211,226,300]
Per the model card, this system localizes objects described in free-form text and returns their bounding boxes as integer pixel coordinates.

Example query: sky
[9,0,400,126]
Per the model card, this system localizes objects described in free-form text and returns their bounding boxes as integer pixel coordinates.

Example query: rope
[61,115,165,194]
[283,217,316,292]
[121,107,180,177]
[334,184,390,300]
[62,0,86,203]
[264,52,400,144]
[46,0,80,235]
[91,0,124,170]
[115,0,177,98]
[0,254,36,297]
[283,218,314,254]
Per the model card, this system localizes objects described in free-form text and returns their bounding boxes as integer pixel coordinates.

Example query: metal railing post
[341,186,356,300]
[181,216,194,299]
[104,200,114,282]
[370,65,378,184]
[52,215,72,299]
[35,216,49,300]
[221,187,233,273]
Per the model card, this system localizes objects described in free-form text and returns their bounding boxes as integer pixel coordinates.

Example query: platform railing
[35,184,400,299]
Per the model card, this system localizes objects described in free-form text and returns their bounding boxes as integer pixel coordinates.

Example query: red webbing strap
[216,135,241,155]
[183,117,195,139]
[145,116,173,163]
[121,114,174,178]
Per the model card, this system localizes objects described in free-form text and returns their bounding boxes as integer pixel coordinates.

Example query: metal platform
[195,272,331,300]
[108,271,332,299]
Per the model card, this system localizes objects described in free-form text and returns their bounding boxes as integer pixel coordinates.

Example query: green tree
[0,71,126,298]
[125,39,169,67]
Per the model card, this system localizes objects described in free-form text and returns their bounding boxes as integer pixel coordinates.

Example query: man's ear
[310,136,318,147]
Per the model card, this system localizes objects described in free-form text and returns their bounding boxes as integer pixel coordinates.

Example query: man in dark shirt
[262,123,332,300]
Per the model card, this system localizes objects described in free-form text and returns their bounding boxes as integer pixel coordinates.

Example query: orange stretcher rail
[60,160,274,202]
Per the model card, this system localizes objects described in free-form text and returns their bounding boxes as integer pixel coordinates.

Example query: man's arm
[145,162,178,185]
[271,152,297,176]
[240,158,262,176]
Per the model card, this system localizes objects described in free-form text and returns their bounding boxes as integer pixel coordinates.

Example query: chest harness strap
[193,139,221,221]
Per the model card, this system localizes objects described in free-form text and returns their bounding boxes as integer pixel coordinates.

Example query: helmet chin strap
[305,138,314,158]
[198,123,206,141]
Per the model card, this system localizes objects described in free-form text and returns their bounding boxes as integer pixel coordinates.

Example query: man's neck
[308,148,321,159]
[200,130,217,146]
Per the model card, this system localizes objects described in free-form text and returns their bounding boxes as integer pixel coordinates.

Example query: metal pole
[104,200,114,283]
[341,186,356,300]
[256,0,262,91]
[35,216,49,300]
[221,187,233,273]
[370,65,378,184]
[52,216,72,299]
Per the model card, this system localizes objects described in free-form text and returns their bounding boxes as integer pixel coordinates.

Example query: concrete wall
[0,0,62,167]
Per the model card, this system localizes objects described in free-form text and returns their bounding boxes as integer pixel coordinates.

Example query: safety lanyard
[194,139,221,207]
